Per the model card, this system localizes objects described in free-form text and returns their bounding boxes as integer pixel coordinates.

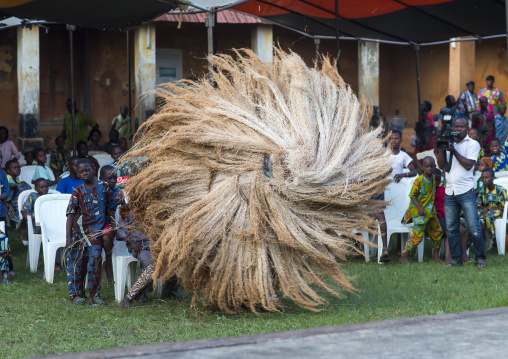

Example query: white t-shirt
[388,151,413,178]
[445,135,480,196]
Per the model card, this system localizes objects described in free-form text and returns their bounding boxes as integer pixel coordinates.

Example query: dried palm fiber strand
[121,48,391,314]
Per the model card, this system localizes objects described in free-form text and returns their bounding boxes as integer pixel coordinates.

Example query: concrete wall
[380,43,450,150]
[0,29,18,142]
[2,24,508,154]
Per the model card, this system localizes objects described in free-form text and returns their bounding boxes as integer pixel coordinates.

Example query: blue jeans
[445,189,485,264]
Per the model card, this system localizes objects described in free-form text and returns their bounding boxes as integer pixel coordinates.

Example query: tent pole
[67,25,76,156]
[205,11,215,83]
[414,44,422,118]
[335,0,340,72]
[127,30,132,137]
[314,38,320,61]
[506,0,508,66]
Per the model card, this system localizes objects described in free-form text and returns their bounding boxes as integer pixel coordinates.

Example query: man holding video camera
[436,117,486,268]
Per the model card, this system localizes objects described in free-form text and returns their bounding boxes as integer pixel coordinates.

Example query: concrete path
[41,307,508,359]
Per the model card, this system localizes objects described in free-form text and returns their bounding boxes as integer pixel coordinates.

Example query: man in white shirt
[376,130,416,262]
[436,117,486,268]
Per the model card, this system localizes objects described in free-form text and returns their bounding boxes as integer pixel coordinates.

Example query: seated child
[21,147,34,167]
[98,165,122,284]
[400,156,443,264]
[117,201,153,303]
[22,178,49,234]
[32,148,60,189]
[66,159,114,305]
[50,136,71,177]
[5,159,31,240]
[476,168,506,250]
[109,145,123,167]
[56,156,83,194]
[476,157,494,194]
[488,138,508,172]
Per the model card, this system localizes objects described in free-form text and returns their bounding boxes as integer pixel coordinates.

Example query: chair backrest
[18,189,60,218]
[19,165,56,188]
[494,177,508,190]
[36,194,71,243]
[45,154,51,167]
[384,177,417,223]
[93,153,113,168]
[60,171,70,178]
[495,171,508,178]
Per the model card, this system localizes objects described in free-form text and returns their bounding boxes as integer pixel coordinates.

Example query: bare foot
[7,271,18,277]
[380,248,390,263]
[433,257,444,263]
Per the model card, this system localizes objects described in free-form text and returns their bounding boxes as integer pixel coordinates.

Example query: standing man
[478,75,506,115]
[439,95,466,125]
[61,99,98,152]
[111,106,131,141]
[436,117,486,268]
[459,81,478,119]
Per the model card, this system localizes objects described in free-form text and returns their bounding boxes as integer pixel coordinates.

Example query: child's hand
[418,207,425,217]
[129,239,142,255]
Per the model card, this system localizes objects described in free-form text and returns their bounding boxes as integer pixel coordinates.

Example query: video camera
[434,115,461,151]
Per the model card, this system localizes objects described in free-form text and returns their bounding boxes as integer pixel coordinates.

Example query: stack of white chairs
[18,189,59,272]
[113,209,140,302]
[19,165,55,189]
[493,177,508,255]
[381,177,420,263]
[35,193,71,283]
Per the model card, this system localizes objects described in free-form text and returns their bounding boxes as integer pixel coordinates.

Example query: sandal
[1,279,11,284]
[476,259,486,269]
[71,296,87,305]
[91,298,106,306]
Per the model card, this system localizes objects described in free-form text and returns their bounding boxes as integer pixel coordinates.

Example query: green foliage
[3,231,507,358]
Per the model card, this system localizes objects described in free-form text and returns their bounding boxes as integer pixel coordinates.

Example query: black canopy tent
[224,0,508,117]
[0,0,186,154]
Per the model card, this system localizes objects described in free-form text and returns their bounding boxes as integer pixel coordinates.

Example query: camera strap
[445,151,453,173]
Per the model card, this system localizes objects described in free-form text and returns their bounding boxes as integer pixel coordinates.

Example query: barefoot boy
[98,165,121,284]
[400,156,443,264]
[66,159,114,305]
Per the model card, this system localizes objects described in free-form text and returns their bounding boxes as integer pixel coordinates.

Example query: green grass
[3,229,508,358]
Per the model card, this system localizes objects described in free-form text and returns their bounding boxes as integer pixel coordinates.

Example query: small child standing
[66,159,114,305]
[32,148,60,189]
[400,156,443,264]
[5,159,31,225]
[98,165,121,284]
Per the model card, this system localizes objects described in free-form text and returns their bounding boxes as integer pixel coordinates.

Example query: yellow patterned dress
[404,175,443,251]
[477,184,507,242]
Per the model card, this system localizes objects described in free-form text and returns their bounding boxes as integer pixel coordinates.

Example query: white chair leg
[494,219,506,255]
[115,259,128,302]
[417,239,424,263]
[127,261,137,290]
[360,231,370,262]
[43,243,58,284]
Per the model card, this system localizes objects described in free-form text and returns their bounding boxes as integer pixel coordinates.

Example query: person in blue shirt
[56,157,83,194]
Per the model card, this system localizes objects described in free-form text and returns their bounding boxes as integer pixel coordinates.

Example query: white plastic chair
[112,208,140,302]
[494,171,508,178]
[382,177,422,263]
[19,165,56,189]
[112,240,140,302]
[35,193,71,283]
[93,153,113,168]
[18,188,59,272]
[493,177,508,255]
